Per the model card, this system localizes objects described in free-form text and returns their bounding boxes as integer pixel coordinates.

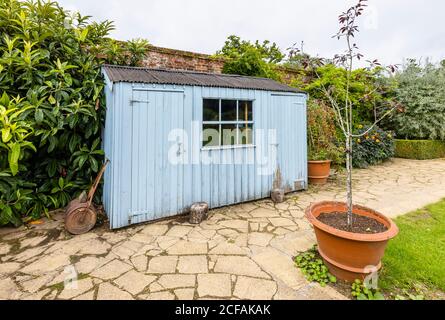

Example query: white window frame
[202,98,255,149]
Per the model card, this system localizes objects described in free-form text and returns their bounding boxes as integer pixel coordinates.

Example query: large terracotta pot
[308,160,332,185]
[306,201,399,282]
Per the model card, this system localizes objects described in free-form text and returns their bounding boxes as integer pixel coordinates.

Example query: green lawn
[379,199,445,295]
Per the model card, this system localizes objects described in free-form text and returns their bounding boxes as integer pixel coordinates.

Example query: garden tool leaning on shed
[65,159,109,235]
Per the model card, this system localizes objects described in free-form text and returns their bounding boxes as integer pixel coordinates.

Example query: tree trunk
[346,134,353,228]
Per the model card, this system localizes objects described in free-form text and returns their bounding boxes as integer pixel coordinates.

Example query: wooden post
[189,202,209,224]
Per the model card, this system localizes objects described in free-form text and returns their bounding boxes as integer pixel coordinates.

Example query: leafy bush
[293,64,396,124]
[307,99,343,162]
[0,0,148,226]
[294,246,337,287]
[216,35,283,80]
[351,279,385,300]
[103,38,150,66]
[385,59,445,140]
[352,126,395,168]
[351,279,423,300]
[394,288,424,300]
[394,139,445,160]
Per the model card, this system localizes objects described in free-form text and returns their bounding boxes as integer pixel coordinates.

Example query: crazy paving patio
[1,158,445,300]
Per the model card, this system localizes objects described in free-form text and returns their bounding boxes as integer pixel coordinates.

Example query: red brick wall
[276,66,301,85]
[141,45,300,85]
[141,45,225,74]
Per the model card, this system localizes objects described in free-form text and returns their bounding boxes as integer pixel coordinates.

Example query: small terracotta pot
[306,201,399,282]
[308,160,332,185]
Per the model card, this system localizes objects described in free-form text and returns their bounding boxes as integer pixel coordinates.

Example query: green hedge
[395,140,445,160]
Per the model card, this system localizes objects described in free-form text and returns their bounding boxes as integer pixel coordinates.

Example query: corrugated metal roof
[102,65,304,94]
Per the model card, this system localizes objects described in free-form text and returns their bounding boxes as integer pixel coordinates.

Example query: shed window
[202,99,254,148]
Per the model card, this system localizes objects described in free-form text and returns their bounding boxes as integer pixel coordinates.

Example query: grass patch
[379,199,445,295]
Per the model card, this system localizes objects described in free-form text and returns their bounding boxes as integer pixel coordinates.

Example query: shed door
[129,89,184,224]
[272,94,306,192]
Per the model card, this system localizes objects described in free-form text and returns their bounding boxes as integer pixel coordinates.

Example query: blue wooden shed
[102,65,307,229]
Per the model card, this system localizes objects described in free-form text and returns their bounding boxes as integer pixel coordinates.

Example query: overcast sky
[56,0,445,66]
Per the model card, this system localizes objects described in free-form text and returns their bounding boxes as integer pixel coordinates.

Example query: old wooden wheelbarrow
[65,160,109,235]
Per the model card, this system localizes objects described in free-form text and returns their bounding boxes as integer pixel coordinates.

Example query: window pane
[239,124,253,145]
[203,99,219,122]
[203,124,220,147]
[221,124,238,146]
[221,100,237,121]
[238,101,253,122]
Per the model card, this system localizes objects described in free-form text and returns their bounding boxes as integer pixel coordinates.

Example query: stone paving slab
[1,158,445,300]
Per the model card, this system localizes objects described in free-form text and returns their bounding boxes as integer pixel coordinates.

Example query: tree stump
[189,202,209,224]
[271,188,285,203]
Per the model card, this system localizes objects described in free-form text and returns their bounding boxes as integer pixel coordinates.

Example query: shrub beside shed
[102,65,307,229]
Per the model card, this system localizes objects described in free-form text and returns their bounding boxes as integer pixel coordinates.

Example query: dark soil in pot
[317,212,388,234]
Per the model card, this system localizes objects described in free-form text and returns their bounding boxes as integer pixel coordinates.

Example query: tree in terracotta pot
[307,99,342,185]
[301,0,400,282]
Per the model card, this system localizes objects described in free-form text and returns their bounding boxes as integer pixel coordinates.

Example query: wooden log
[189,202,209,224]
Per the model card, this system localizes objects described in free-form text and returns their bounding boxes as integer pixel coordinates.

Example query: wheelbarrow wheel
[65,206,97,235]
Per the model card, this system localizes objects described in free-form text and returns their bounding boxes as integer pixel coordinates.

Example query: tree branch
[351,106,396,137]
